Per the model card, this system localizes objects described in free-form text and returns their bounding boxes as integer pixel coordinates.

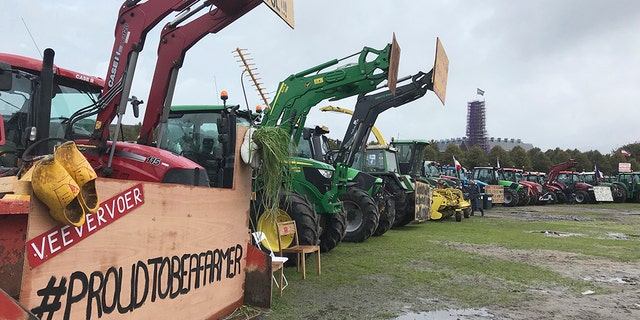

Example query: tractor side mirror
[0,62,13,91]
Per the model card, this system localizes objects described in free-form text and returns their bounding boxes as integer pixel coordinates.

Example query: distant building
[435,136,534,152]
[466,100,489,152]
[434,98,534,152]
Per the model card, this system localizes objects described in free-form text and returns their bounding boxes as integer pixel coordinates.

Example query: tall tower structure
[466,100,489,152]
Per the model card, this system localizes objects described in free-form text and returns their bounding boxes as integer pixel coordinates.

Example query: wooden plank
[18,127,253,319]
[484,185,504,204]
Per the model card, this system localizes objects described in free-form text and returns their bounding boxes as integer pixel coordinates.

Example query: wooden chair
[276,220,321,280]
[252,232,288,296]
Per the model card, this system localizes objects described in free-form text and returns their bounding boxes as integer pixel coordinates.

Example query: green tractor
[298,125,384,240]
[159,40,401,254]
[615,172,640,202]
[471,167,526,207]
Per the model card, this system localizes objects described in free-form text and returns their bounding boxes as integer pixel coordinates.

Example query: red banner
[25,184,144,268]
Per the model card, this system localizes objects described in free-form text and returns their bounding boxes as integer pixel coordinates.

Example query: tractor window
[0,73,31,117]
[364,149,386,172]
[296,140,312,158]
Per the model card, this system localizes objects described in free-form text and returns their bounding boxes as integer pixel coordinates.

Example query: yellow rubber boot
[31,155,86,226]
[54,141,99,214]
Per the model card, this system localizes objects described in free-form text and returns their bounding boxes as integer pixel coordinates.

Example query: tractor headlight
[317,168,333,179]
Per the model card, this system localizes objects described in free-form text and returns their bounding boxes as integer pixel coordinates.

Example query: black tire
[341,187,380,243]
[635,190,640,203]
[394,192,416,227]
[392,191,409,227]
[455,211,462,222]
[516,189,529,206]
[250,190,319,258]
[612,184,627,203]
[574,190,589,204]
[319,210,347,252]
[502,189,518,207]
[373,197,395,236]
[556,191,566,204]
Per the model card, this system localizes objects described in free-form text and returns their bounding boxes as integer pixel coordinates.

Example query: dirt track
[458,205,640,320]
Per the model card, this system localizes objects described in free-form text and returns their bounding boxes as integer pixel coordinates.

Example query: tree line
[427,142,640,177]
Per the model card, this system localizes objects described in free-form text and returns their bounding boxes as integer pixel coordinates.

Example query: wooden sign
[432,37,449,105]
[484,185,504,204]
[19,128,253,319]
[593,186,613,202]
[619,162,632,173]
[414,181,432,222]
[263,0,294,28]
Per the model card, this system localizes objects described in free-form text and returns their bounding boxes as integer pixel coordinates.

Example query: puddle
[537,230,583,237]
[395,308,495,319]
[583,275,638,285]
[605,232,629,240]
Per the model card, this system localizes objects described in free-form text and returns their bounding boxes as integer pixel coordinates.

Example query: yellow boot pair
[31,141,99,227]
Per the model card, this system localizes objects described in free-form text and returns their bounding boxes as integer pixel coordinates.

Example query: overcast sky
[4,0,640,154]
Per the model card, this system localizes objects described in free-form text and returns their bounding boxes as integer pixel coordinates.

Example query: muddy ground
[266,204,640,320]
[410,205,640,320]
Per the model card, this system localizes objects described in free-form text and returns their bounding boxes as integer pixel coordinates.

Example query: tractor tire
[394,192,416,227]
[463,208,470,219]
[574,190,589,204]
[319,209,347,252]
[250,191,320,263]
[373,198,395,236]
[455,211,462,222]
[612,185,627,203]
[502,189,518,207]
[341,187,380,243]
[392,191,409,227]
[635,191,640,203]
[516,189,529,206]
[556,191,566,204]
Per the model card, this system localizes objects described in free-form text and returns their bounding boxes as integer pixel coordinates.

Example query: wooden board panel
[414,181,432,222]
[484,185,504,204]
[19,127,253,319]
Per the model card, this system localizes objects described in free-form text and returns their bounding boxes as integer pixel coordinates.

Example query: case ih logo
[108,23,129,88]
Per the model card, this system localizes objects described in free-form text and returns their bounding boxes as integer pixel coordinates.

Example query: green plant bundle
[252,126,292,214]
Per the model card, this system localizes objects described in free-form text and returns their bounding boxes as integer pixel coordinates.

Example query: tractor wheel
[341,187,380,243]
[373,198,395,236]
[394,192,416,227]
[319,209,347,253]
[463,208,470,219]
[556,191,566,204]
[635,191,640,203]
[502,189,518,207]
[516,189,529,206]
[455,211,462,222]
[574,190,589,204]
[251,191,320,264]
[612,185,627,203]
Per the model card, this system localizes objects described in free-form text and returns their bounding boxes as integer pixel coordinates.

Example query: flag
[477,88,485,96]
[453,156,462,170]
[594,164,604,181]
[621,149,631,157]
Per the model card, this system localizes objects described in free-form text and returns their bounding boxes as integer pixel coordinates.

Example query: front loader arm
[262,42,398,144]
[137,0,262,145]
[546,159,578,184]
[91,0,199,146]
[336,70,434,167]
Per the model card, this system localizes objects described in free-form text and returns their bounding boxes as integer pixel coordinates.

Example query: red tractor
[545,159,596,204]
[501,168,553,205]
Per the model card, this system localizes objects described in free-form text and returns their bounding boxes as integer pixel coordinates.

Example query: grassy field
[261,203,640,319]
